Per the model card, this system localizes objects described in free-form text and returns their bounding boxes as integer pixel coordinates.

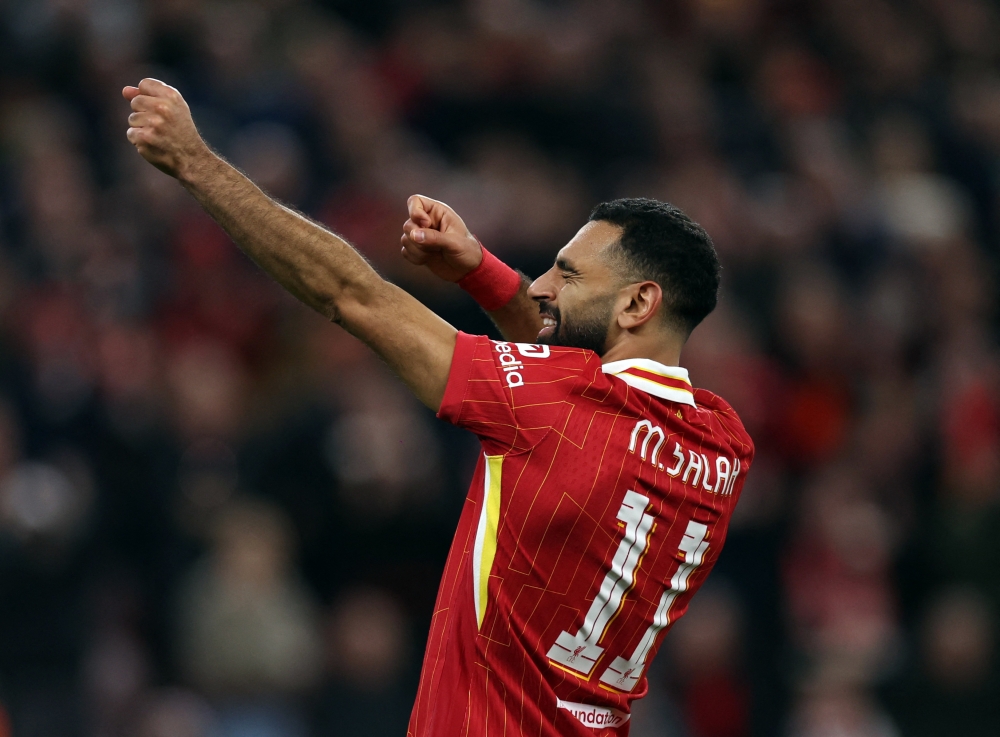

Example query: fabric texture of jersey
[408,332,754,737]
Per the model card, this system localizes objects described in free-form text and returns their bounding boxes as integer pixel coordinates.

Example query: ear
[616,281,664,331]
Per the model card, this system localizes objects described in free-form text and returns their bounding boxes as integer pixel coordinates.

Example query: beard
[538,295,615,354]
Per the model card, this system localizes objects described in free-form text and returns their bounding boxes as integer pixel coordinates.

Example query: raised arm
[123,78,455,410]
[400,196,544,344]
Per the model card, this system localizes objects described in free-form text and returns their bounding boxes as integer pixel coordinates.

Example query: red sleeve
[437,332,604,454]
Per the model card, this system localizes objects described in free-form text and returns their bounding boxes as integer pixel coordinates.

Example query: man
[123,78,753,736]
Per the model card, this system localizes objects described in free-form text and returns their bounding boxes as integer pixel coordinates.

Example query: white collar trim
[602,359,696,407]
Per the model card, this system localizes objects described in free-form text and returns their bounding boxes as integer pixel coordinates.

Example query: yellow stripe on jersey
[473,454,503,629]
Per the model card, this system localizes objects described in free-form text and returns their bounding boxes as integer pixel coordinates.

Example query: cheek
[573,291,616,327]
[555,292,576,321]
[559,286,591,316]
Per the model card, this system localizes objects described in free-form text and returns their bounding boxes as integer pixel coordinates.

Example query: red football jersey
[408,332,754,736]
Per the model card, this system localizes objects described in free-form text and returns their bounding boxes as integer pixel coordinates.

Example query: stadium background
[0,0,999,735]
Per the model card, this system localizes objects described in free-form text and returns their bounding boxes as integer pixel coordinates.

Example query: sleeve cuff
[457,245,522,311]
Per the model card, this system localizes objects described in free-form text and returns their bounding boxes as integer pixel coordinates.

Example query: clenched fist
[401,195,484,282]
[123,78,211,181]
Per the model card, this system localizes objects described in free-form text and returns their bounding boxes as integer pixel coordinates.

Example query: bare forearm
[179,152,456,407]
[486,275,544,343]
[123,78,457,410]
[179,152,378,320]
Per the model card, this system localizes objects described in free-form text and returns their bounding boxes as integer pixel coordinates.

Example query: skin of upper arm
[124,78,460,413]
[335,279,458,412]
[190,163,459,413]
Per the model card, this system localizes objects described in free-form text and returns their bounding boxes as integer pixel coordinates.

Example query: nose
[528,268,557,304]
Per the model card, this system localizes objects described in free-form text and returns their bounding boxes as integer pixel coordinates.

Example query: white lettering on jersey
[626,420,740,495]
[546,491,654,676]
[665,442,685,476]
[700,453,714,492]
[599,519,710,692]
[493,341,525,388]
[629,420,665,466]
[556,700,630,728]
[493,341,551,388]
[680,450,703,486]
[715,456,731,493]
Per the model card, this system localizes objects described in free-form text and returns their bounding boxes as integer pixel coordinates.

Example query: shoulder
[444,333,607,415]
[474,337,603,388]
[692,387,755,459]
[441,335,609,451]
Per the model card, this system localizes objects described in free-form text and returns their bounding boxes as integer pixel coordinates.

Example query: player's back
[409,333,754,737]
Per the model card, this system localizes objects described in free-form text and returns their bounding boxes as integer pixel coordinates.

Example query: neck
[600,331,684,367]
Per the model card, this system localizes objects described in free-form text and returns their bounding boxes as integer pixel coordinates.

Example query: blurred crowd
[1,0,999,735]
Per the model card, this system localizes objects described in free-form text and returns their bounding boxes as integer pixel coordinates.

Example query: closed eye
[556,258,578,274]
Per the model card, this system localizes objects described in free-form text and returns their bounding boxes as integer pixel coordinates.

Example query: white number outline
[599,519,709,691]
[546,500,711,690]
[546,491,655,676]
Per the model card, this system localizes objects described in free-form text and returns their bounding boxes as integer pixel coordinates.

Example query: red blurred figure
[669,587,751,737]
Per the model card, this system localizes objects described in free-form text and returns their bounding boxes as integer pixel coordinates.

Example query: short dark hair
[589,197,721,335]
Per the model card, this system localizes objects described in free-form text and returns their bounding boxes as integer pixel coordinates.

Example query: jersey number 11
[545,491,709,693]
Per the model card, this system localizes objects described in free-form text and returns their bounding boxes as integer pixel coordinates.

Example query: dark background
[0,0,998,735]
